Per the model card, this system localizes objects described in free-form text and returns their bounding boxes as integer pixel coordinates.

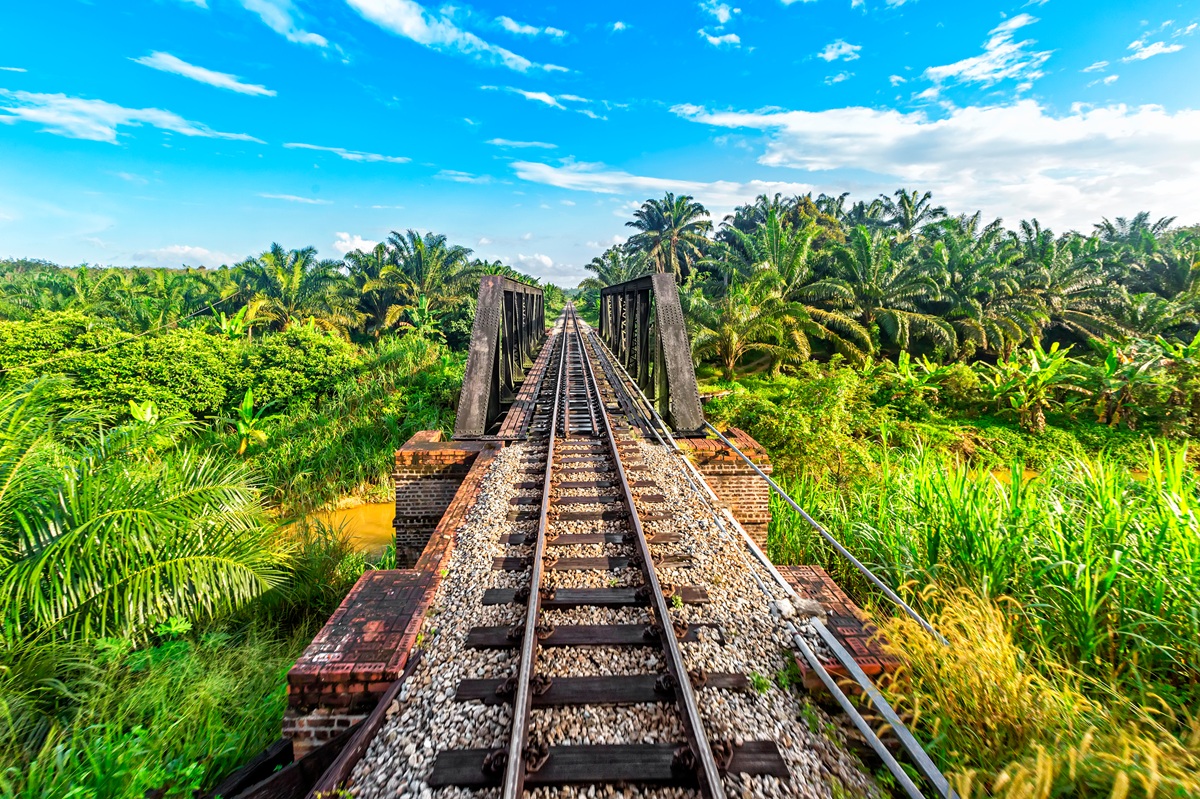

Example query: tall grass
[769,444,1200,700]
[237,334,463,514]
[878,589,1200,798]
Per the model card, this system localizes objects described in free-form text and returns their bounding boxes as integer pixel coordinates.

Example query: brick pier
[677,427,774,547]
[392,431,492,568]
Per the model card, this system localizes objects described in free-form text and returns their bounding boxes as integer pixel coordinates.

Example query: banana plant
[226,388,272,455]
[983,340,1090,433]
[1089,340,1161,428]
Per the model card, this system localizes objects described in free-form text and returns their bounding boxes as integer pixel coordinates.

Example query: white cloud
[889,74,907,85]
[1175,23,1198,38]
[239,0,328,46]
[611,21,628,32]
[284,142,409,162]
[436,169,490,184]
[176,0,208,6]
[496,16,566,38]
[486,138,557,149]
[825,72,853,84]
[699,29,740,47]
[671,100,1200,231]
[516,252,553,269]
[112,171,149,184]
[345,0,565,72]
[507,88,564,109]
[1122,39,1184,61]
[1082,60,1109,72]
[131,52,276,96]
[133,244,234,268]
[1086,74,1119,86]
[561,199,575,206]
[0,90,263,144]
[485,86,601,117]
[333,232,378,255]
[818,39,861,62]
[478,236,492,244]
[924,14,1052,88]
[510,159,816,217]
[0,67,27,72]
[258,193,332,204]
[700,1,740,24]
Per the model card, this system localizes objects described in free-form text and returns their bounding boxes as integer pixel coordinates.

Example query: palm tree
[370,230,476,329]
[881,188,947,238]
[0,378,284,640]
[344,243,395,337]
[235,244,360,332]
[925,214,1043,358]
[715,209,871,363]
[1093,212,1176,246]
[626,193,712,280]
[579,246,651,290]
[817,225,954,354]
[1021,235,1127,343]
[577,246,651,317]
[690,274,808,380]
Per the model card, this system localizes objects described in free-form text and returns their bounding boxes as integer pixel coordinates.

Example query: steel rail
[501,317,568,799]
[586,327,955,799]
[571,307,727,799]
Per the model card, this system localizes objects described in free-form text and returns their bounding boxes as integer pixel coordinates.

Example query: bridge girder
[454,276,545,438]
[598,273,704,433]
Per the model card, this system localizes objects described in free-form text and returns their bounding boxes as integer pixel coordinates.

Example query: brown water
[302,502,395,553]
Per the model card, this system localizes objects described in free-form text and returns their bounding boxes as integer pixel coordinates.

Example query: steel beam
[454,276,546,438]
[597,274,703,433]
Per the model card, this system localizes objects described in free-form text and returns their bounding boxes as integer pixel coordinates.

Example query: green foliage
[238,334,463,513]
[0,379,285,642]
[705,365,887,480]
[242,324,362,410]
[0,626,308,797]
[982,340,1090,433]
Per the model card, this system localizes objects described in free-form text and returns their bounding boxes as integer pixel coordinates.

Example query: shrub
[706,364,888,480]
[243,326,362,409]
[0,311,104,379]
[65,328,241,419]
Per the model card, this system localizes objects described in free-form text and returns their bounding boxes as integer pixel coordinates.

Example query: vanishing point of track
[428,306,787,797]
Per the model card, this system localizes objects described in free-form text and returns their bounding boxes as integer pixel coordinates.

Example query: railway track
[429,306,787,797]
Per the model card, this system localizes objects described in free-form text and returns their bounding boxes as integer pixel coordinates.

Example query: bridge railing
[454,276,545,438]
[598,273,704,433]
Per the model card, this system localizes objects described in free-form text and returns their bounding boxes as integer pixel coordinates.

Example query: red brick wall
[393,431,491,566]
[283,442,502,757]
[677,428,773,547]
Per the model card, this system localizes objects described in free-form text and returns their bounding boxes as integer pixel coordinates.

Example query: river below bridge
[297,502,395,554]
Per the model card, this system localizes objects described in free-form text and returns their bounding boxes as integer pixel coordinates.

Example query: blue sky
[2,0,1198,285]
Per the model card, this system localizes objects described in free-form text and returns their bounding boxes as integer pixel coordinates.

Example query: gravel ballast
[345,425,879,799]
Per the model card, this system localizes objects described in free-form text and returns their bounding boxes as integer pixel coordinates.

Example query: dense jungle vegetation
[1,188,1198,797]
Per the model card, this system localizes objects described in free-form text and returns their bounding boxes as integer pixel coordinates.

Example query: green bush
[243,326,362,409]
[0,311,103,379]
[706,363,889,480]
[66,329,241,419]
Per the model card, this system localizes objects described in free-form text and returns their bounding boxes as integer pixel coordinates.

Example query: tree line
[0,231,564,347]
[579,190,1199,378]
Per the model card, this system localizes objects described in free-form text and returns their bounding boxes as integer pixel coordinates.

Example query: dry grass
[877,588,1200,798]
